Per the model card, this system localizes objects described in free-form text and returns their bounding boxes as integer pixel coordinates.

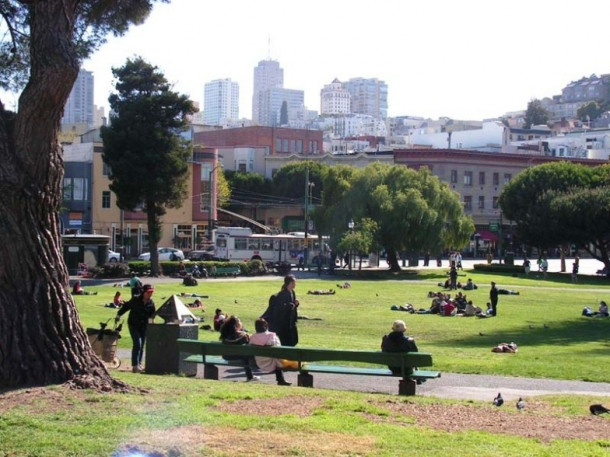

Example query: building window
[276,138,282,152]
[283,139,289,152]
[504,173,512,184]
[102,191,111,209]
[450,170,457,183]
[72,178,87,200]
[290,139,296,153]
[479,172,485,185]
[238,163,247,172]
[493,172,499,186]
[478,196,485,209]
[464,171,472,186]
[63,178,72,200]
[464,196,472,211]
[297,140,303,153]
[102,162,111,176]
[493,196,499,209]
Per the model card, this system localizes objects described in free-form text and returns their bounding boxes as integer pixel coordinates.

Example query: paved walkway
[116,348,610,401]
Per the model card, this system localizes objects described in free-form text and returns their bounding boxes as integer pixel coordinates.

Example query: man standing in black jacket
[116,284,156,372]
[489,281,499,316]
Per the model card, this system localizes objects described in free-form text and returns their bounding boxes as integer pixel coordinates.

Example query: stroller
[86,319,123,368]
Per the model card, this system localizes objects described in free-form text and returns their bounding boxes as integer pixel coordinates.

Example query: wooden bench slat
[176,339,439,395]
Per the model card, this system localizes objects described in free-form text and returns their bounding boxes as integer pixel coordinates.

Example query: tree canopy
[317,163,474,271]
[524,99,550,129]
[101,57,196,275]
[499,161,610,271]
[0,0,162,389]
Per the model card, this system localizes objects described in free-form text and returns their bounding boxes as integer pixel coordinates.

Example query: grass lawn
[1,268,609,456]
[74,267,610,382]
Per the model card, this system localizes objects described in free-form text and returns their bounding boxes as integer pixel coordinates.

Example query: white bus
[215,227,328,265]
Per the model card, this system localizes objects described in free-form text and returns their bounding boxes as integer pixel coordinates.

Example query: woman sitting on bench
[381,320,418,375]
[219,316,258,382]
[249,318,291,386]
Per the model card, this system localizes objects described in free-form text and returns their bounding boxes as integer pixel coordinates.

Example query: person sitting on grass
[72,280,97,295]
[106,291,124,308]
[248,318,291,386]
[462,278,478,290]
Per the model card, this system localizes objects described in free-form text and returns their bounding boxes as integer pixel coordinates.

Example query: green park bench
[211,265,241,277]
[176,339,440,396]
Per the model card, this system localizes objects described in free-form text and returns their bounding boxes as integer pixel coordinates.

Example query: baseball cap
[142,284,155,293]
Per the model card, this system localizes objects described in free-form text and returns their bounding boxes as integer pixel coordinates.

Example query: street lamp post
[207,163,221,242]
[348,218,355,270]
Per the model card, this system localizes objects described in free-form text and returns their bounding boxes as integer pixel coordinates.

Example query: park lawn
[1,372,609,457]
[74,268,610,382]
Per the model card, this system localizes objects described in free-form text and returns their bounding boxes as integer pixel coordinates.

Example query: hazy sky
[78,0,609,121]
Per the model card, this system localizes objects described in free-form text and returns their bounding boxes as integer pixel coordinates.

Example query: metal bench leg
[298,373,313,388]
[204,364,219,380]
[399,379,417,396]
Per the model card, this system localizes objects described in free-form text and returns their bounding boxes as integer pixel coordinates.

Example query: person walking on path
[489,281,499,316]
[116,283,156,373]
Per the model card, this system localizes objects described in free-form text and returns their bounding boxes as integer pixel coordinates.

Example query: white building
[62,69,95,128]
[409,121,508,152]
[203,78,239,126]
[256,87,305,127]
[320,78,350,115]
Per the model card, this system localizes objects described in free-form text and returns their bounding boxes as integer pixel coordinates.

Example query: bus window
[216,237,227,248]
[248,239,260,250]
[261,240,273,250]
[235,238,247,250]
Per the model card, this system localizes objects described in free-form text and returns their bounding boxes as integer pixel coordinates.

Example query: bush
[242,259,266,276]
[88,262,131,279]
[473,263,524,274]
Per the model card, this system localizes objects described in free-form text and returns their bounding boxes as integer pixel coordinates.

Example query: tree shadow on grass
[434,317,609,350]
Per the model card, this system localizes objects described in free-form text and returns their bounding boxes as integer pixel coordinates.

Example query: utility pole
[304,167,309,266]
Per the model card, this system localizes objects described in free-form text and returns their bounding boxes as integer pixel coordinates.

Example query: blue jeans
[128,323,147,367]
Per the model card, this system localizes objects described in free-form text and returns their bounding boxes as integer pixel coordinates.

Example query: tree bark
[386,250,401,272]
[0,1,123,390]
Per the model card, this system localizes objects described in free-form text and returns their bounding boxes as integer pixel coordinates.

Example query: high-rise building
[252,59,284,124]
[320,78,351,115]
[203,78,239,126]
[257,87,305,127]
[62,69,95,127]
[343,77,388,120]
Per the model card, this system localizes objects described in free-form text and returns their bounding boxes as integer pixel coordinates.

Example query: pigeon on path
[589,404,610,415]
[516,397,525,410]
[493,392,504,407]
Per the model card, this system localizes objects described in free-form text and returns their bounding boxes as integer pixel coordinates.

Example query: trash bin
[145,295,199,375]
[145,322,198,375]
[504,251,515,266]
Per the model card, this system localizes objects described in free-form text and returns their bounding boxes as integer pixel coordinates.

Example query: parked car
[138,247,185,261]
[107,249,121,263]
[187,249,217,261]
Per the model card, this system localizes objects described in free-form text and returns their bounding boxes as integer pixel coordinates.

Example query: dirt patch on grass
[117,425,376,457]
[214,395,610,443]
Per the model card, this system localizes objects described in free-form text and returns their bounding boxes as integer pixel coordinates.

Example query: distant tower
[62,69,95,127]
[252,59,284,124]
[320,78,351,115]
[203,78,240,126]
[343,77,388,119]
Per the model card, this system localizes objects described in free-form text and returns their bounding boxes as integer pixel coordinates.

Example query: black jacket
[117,295,155,327]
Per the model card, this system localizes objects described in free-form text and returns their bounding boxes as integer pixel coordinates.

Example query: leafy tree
[0,1,162,389]
[279,100,288,126]
[500,161,610,273]
[576,101,603,123]
[224,170,273,206]
[271,161,325,202]
[101,57,195,276]
[320,163,473,271]
[524,99,550,128]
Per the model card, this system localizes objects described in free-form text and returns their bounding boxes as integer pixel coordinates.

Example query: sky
[75,0,610,121]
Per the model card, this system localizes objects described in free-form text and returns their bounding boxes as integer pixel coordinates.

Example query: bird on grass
[493,392,504,407]
[528,324,535,329]
[516,398,525,410]
[589,404,610,415]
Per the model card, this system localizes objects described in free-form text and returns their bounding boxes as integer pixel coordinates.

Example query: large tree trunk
[0,1,123,390]
[386,250,401,272]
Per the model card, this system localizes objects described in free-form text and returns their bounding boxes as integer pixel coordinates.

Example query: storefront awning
[476,230,499,243]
